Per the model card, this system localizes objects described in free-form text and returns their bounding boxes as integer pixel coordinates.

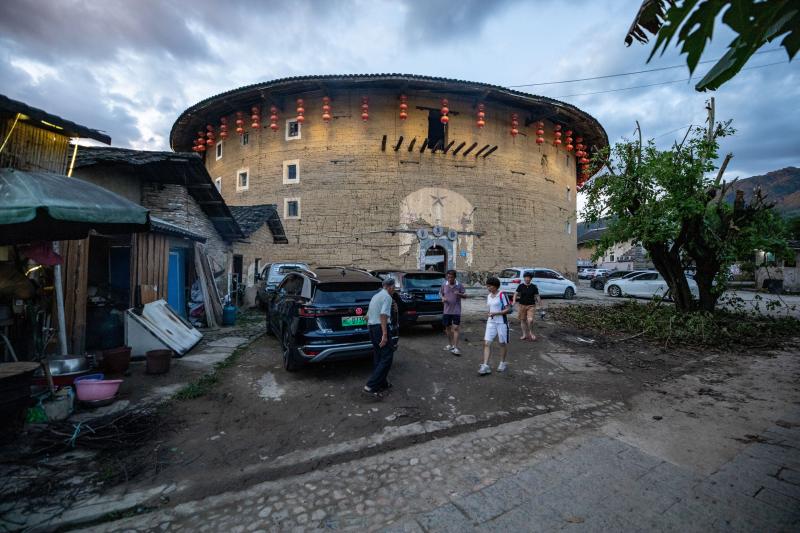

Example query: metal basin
[45,355,90,376]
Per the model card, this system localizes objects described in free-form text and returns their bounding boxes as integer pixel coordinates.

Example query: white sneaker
[450,347,461,355]
[478,364,491,376]
[443,345,453,351]
[498,361,508,372]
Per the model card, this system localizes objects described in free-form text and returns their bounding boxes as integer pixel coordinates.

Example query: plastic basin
[74,373,105,383]
[75,379,122,402]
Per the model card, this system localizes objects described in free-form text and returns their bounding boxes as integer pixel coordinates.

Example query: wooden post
[483,146,498,158]
[462,142,478,157]
[394,136,404,151]
[420,138,428,153]
[443,140,455,154]
[408,137,416,152]
[381,135,387,152]
[474,144,490,157]
[452,141,466,155]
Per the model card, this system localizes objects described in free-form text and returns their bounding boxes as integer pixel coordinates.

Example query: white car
[604,271,699,299]
[498,267,577,299]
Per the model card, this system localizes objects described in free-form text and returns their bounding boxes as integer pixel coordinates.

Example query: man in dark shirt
[513,271,540,341]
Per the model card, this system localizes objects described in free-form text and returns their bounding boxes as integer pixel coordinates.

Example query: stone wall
[205,89,581,286]
[141,182,229,271]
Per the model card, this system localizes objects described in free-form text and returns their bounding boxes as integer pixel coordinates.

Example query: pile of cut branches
[552,301,800,350]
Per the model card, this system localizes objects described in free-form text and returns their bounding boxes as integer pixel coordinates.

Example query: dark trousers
[367,324,394,391]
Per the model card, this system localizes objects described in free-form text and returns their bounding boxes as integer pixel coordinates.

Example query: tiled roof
[170,73,608,154]
[74,146,244,241]
[229,204,288,243]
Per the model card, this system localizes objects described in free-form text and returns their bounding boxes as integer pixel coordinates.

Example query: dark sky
[1,0,797,184]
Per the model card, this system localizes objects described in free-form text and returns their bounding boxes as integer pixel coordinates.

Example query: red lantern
[361,96,369,122]
[440,98,449,125]
[250,106,261,129]
[476,103,485,129]
[322,96,332,123]
[219,117,228,139]
[269,105,279,132]
[536,120,545,144]
[399,94,408,120]
[296,98,305,124]
[580,157,590,164]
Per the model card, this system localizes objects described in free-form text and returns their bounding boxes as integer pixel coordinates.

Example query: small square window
[566,221,572,235]
[285,198,301,219]
[214,177,222,191]
[236,168,249,191]
[566,187,571,202]
[285,119,301,141]
[215,141,223,160]
[241,132,249,146]
[283,159,300,184]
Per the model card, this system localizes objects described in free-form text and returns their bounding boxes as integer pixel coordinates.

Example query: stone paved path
[80,403,800,532]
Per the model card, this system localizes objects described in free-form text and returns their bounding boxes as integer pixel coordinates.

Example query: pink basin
[74,379,122,402]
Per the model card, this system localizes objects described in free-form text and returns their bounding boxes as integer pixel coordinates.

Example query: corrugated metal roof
[74,146,244,242]
[0,94,111,144]
[170,73,608,154]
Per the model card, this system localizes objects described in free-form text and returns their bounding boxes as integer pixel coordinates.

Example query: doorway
[167,248,187,317]
[424,245,447,273]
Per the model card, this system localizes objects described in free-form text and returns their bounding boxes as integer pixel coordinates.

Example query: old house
[576,220,651,271]
[170,74,608,279]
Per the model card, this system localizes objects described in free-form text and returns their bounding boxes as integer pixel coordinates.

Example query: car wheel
[563,287,575,299]
[607,285,622,297]
[282,328,301,372]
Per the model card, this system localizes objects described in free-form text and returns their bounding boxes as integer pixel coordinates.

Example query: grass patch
[173,342,250,401]
[552,301,800,349]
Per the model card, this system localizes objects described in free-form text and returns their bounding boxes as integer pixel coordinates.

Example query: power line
[507,48,784,88]
[553,60,788,98]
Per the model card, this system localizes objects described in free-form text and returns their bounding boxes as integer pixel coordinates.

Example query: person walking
[513,271,540,341]
[440,269,467,356]
[479,276,511,375]
[364,278,397,396]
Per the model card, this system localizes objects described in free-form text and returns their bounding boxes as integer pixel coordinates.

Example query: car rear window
[403,274,445,290]
[499,269,519,279]
[277,265,305,275]
[313,282,381,304]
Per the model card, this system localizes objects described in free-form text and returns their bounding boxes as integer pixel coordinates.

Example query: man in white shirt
[364,278,396,395]
[480,276,511,375]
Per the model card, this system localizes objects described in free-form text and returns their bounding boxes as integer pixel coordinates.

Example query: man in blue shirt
[364,278,396,396]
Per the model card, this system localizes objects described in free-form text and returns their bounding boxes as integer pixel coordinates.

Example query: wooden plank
[407,137,416,152]
[432,140,443,153]
[462,142,478,156]
[394,136,404,151]
[443,140,455,154]
[380,135,387,152]
[483,145,498,158]
[419,138,428,153]
[452,141,466,155]
[475,144,490,157]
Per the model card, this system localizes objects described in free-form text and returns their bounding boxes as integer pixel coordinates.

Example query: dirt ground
[133,305,727,503]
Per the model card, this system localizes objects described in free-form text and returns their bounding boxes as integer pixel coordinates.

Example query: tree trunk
[647,243,694,312]
[693,257,722,312]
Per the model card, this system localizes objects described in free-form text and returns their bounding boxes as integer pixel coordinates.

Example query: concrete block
[452,478,528,523]
[475,503,563,533]
[414,504,473,533]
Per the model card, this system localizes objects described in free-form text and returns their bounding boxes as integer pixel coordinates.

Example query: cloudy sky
[1,0,797,182]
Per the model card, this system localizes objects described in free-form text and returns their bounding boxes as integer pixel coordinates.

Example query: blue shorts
[442,314,461,326]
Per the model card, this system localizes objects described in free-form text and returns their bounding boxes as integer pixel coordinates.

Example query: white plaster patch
[255,372,285,401]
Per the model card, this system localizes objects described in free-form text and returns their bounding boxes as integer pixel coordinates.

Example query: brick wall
[205,89,583,291]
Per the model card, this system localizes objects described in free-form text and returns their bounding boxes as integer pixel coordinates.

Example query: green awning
[0,168,150,244]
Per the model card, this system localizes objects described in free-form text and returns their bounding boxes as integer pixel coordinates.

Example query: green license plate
[342,316,367,327]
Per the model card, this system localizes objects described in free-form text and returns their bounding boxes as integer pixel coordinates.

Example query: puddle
[255,372,285,400]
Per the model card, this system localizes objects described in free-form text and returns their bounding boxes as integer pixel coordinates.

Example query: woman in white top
[480,276,511,375]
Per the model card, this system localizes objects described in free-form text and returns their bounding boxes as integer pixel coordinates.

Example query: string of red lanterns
[296,99,305,124]
[205,124,215,146]
[269,106,279,132]
[535,121,545,144]
[322,96,332,123]
[553,124,562,146]
[510,113,519,137]
[476,103,485,129]
[219,117,228,140]
[565,130,573,152]
[251,106,261,129]
[440,98,449,125]
[193,129,206,152]
[235,112,245,135]
[360,97,369,121]
[399,94,408,120]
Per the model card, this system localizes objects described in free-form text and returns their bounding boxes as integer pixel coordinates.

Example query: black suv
[265,267,398,371]
[371,270,445,329]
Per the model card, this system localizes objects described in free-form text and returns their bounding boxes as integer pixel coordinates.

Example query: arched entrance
[424,245,447,273]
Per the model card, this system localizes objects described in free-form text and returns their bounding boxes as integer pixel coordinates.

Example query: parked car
[590,270,648,290]
[371,270,445,329]
[577,268,596,280]
[256,262,309,309]
[604,271,699,299]
[497,267,577,300]
[265,267,398,371]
